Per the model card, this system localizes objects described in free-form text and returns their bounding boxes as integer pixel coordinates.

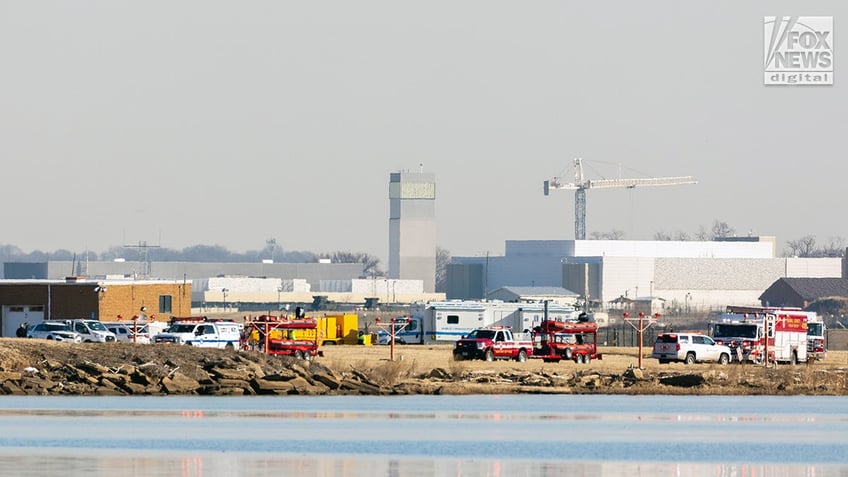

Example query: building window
[159,295,173,314]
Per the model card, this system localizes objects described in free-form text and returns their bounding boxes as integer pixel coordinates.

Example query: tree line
[592,219,845,258]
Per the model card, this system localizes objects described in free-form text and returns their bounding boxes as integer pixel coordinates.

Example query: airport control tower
[389,170,436,292]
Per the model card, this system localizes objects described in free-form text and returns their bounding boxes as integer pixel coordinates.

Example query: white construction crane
[543,158,698,240]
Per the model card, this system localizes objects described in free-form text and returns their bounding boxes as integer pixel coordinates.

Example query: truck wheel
[484,349,494,362]
[453,352,463,361]
[718,353,729,365]
[516,349,527,363]
[225,342,234,351]
[564,348,573,360]
[293,350,304,360]
[303,351,312,361]
[789,351,798,366]
[684,352,696,365]
[584,355,591,365]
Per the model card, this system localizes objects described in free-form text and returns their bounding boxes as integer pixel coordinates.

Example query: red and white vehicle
[452,327,533,362]
[710,306,808,364]
[245,314,322,360]
[530,319,603,364]
[806,315,827,361]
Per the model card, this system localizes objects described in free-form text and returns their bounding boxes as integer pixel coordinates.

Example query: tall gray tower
[389,171,436,292]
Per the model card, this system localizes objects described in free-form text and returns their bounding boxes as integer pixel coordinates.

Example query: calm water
[0,394,846,476]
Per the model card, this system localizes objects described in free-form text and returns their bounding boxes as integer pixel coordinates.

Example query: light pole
[277,286,283,311]
[222,288,229,312]
[685,292,692,314]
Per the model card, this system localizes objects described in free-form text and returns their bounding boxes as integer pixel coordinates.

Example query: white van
[65,319,118,343]
[101,321,165,344]
[153,321,240,349]
[103,323,134,342]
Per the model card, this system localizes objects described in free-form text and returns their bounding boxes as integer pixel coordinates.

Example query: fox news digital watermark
[764,16,833,85]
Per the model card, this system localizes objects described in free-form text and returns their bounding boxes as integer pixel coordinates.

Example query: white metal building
[450,238,842,312]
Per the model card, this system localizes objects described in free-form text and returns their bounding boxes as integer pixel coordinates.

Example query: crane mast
[543,158,698,240]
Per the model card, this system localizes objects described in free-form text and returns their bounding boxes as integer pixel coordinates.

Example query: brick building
[0,278,191,337]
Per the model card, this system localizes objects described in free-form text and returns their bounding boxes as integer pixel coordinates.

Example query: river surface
[0,394,846,476]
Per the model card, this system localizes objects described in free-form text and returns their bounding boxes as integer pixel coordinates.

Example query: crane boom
[543,158,697,240]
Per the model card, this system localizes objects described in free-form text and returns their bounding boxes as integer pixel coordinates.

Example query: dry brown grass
[318,344,848,374]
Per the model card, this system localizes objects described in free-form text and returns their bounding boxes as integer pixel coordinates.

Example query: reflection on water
[0,395,846,476]
[0,450,843,477]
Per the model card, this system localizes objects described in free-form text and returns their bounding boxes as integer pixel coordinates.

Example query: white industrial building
[449,238,843,312]
[4,261,446,308]
[193,276,434,308]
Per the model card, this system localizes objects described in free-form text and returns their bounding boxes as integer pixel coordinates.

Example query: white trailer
[397,301,581,344]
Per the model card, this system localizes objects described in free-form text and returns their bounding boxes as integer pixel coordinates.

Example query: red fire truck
[530,319,602,364]
[710,306,808,364]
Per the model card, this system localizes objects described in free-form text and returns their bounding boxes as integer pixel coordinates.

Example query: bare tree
[318,251,383,276]
[653,230,691,241]
[783,235,846,258]
[435,246,451,293]
[819,237,846,257]
[590,229,625,240]
[786,235,817,257]
[694,225,709,241]
[710,220,735,239]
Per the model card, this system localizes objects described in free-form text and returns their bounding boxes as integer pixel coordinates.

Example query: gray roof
[490,286,579,297]
[764,278,848,301]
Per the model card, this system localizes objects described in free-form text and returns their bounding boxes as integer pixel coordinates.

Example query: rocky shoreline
[1,339,847,396]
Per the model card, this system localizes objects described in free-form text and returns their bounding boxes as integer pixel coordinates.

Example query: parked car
[103,323,139,343]
[652,332,732,365]
[27,322,82,343]
[64,319,117,343]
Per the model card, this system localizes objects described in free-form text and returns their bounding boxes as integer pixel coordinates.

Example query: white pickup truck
[153,321,240,349]
[452,327,533,362]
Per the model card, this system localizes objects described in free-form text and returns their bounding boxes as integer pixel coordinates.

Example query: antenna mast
[123,240,161,278]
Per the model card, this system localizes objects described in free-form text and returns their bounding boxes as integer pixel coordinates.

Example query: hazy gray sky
[1,1,845,265]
